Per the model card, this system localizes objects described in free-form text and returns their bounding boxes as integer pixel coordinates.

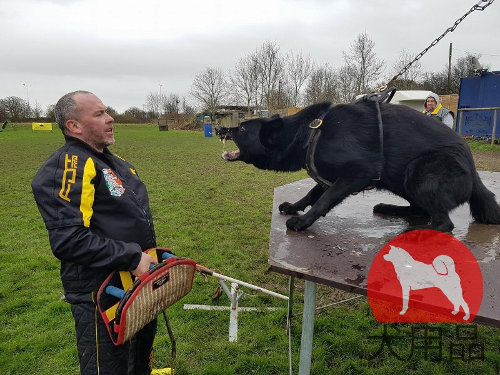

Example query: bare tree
[336,64,358,103]
[190,67,227,119]
[391,49,423,89]
[0,96,27,120]
[45,104,56,121]
[181,97,196,115]
[145,92,163,120]
[106,106,118,118]
[256,41,285,110]
[267,78,292,109]
[304,64,338,105]
[421,71,448,94]
[451,53,485,92]
[0,100,8,120]
[343,32,384,95]
[286,51,314,107]
[231,53,260,113]
[31,100,43,119]
[421,53,485,94]
[163,94,180,114]
[123,106,148,121]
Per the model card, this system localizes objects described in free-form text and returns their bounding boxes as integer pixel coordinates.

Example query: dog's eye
[240,125,246,132]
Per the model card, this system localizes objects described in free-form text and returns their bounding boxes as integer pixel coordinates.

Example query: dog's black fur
[217,101,500,232]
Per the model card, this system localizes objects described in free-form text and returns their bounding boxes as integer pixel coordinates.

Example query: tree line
[0,94,196,124]
[190,35,485,118]
[1,33,485,123]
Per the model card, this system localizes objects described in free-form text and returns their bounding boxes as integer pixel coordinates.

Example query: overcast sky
[1,0,498,113]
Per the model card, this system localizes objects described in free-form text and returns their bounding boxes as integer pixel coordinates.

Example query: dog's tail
[432,255,455,275]
[469,172,500,224]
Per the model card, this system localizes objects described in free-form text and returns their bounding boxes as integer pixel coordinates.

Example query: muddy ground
[472,150,500,172]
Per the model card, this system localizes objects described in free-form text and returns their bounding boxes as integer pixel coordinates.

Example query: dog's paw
[373,203,404,215]
[279,202,298,215]
[429,221,454,233]
[373,203,386,213]
[285,216,310,231]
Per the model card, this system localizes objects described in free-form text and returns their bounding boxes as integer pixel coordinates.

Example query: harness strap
[304,105,335,188]
[304,87,394,189]
[305,128,334,188]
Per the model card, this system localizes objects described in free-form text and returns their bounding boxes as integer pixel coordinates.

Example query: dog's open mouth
[221,150,240,161]
[215,126,239,161]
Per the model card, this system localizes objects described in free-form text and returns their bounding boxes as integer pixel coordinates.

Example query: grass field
[0,124,499,375]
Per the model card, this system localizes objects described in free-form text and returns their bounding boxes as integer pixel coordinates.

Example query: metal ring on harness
[309,119,323,129]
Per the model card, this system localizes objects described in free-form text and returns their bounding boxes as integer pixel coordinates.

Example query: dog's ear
[260,117,285,147]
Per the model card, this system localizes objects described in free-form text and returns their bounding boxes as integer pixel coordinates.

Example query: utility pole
[21,82,30,118]
[448,43,452,93]
[157,83,163,122]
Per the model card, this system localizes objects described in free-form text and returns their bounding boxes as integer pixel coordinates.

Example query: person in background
[423,92,454,128]
[31,91,158,375]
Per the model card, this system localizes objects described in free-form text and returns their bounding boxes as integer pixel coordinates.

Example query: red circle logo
[367,230,483,323]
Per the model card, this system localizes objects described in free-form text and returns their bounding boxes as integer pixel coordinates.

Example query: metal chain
[380,0,495,91]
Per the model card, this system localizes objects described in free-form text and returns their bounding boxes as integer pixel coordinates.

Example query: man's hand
[132,252,158,277]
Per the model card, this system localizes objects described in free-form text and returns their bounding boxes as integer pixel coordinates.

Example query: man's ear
[66,119,82,135]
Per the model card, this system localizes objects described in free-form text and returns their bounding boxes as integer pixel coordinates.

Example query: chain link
[380,0,495,91]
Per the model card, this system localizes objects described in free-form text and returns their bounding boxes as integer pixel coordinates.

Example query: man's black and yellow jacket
[32,137,156,303]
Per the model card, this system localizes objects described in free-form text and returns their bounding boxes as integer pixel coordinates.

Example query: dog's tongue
[221,150,240,161]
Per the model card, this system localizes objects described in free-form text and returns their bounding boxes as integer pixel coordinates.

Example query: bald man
[32,91,158,375]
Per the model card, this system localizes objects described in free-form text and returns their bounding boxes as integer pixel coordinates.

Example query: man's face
[425,97,437,112]
[71,93,115,152]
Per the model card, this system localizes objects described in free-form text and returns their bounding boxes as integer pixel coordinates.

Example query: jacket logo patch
[102,169,125,197]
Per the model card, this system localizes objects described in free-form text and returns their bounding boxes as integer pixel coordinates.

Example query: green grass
[1,124,499,374]
[466,140,500,152]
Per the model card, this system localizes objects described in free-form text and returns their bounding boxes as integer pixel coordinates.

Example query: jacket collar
[64,136,112,155]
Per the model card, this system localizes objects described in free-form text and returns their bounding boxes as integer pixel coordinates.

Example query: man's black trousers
[71,301,157,375]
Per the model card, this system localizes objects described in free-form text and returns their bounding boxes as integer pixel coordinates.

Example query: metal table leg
[298,280,316,375]
[287,276,295,375]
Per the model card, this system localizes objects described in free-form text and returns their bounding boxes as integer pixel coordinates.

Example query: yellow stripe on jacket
[80,158,96,227]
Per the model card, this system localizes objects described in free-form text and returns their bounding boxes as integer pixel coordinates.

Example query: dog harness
[304,88,395,190]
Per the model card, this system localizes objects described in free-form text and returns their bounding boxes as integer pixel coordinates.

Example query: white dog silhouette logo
[383,245,470,320]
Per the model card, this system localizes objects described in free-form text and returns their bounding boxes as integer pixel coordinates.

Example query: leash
[380,0,495,91]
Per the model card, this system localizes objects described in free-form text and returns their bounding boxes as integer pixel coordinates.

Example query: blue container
[457,72,500,138]
[204,124,213,137]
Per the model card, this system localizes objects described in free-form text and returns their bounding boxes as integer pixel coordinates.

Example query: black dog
[217,101,500,232]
